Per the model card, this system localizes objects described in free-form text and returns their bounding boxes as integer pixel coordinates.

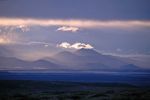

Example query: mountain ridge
[0,49,144,72]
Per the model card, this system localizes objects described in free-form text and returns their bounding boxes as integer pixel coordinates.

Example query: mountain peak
[55,51,74,56]
[75,48,100,56]
[53,51,77,59]
[77,48,95,51]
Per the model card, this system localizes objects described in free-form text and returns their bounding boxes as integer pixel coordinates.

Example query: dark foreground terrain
[0,80,150,100]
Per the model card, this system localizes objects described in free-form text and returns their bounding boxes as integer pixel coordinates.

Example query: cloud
[16,25,30,32]
[7,41,54,47]
[71,43,94,49]
[0,25,30,45]
[0,36,11,44]
[0,18,150,29]
[0,35,21,45]
[57,26,79,32]
[57,42,94,49]
[58,42,71,48]
[0,33,53,46]
[0,33,19,45]
[25,41,54,47]
[0,25,29,34]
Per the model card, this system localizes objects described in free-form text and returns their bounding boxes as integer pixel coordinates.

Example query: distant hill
[0,56,62,70]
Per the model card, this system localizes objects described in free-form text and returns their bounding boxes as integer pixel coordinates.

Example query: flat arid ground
[0,80,150,100]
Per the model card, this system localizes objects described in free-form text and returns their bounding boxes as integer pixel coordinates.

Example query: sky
[0,0,150,60]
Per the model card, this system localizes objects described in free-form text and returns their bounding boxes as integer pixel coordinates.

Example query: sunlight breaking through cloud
[0,37,11,44]
[0,34,18,45]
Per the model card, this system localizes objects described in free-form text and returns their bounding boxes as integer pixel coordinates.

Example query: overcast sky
[0,0,150,60]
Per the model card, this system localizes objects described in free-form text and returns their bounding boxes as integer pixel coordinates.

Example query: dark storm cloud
[0,0,150,20]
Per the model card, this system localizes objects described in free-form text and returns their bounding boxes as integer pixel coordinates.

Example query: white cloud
[16,25,30,32]
[18,41,54,47]
[44,44,49,47]
[57,42,94,49]
[0,36,11,44]
[71,43,93,49]
[58,42,71,48]
[0,33,19,45]
[57,26,79,32]
[0,18,150,29]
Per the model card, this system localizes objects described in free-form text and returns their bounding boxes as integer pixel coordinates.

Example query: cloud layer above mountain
[0,18,150,29]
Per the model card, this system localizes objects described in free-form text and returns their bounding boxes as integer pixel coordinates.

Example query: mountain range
[0,48,146,72]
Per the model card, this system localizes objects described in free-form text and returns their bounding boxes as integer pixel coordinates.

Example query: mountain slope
[0,49,141,71]
[75,49,127,67]
[50,49,139,71]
